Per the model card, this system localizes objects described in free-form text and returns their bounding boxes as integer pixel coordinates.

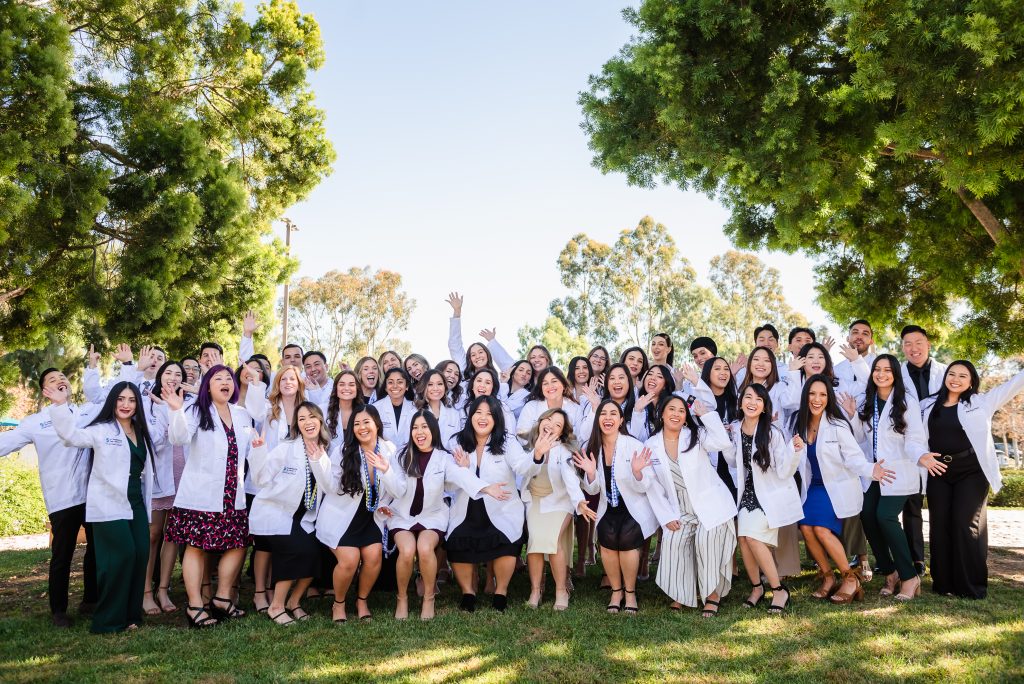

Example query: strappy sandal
[811,570,838,600]
[767,584,791,615]
[210,595,246,620]
[157,585,177,613]
[830,570,863,605]
[701,599,720,618]
[606,586,623,614]
[185,605,218,629]
[332,599,347,624]
[356,595,372,622]
[879,571,899,597]
[253,589,269,614]
[268,608,295,626]
[743,582,765,608]
[289,606,310,622]
[622,589,638,615]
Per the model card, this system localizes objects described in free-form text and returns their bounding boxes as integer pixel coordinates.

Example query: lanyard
[871,397,880,463]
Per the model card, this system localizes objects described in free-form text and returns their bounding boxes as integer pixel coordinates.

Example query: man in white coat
[834,320,876,388]
[900,324,948,576]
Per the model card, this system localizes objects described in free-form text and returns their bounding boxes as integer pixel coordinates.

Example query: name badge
[105,437,124,447]
[965,406,980,413]
[40,420,53,429]
[282,466,298,475]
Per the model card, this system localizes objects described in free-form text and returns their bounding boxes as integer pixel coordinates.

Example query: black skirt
[262,507,319,584]
[597,502,645,551]
[446,498,522,563]
[337,493,383,549]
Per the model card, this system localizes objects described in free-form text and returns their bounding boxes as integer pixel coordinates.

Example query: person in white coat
[326,369,364,454]
[587,346,611,388]
[161,364,267,628]
[791,375,894,605]
[417,369,462,449]
[834,320,876,388]
[649,396,736,617]
[381,409,508,621]
[372,367,416,451]
[499,360,534,418]
[844,354,930,601]
[519,367,590,442]
[0,368,100,627]
[920,361,1024,599]
[44,381,156,634]
[462,367,518,434]
[900,324,948,575]
[437,360,466,412]
[519,408,599,611]
[588,399,673,616]
[316,405,406,623]
[353,356,381,405]
[301,351,333,408]
[247,402,332,626]
[446,396,539,613]
[724,384,801,615]
[445,291,516,374]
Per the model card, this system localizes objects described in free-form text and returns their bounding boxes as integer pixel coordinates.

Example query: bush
[0,459,48,536]
[991,471,1024,507]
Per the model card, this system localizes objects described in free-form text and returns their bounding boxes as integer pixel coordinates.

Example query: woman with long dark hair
[650,333,675,369]
[920,361,1024,599]
[518,367,589,442]
[436,360,465,410]
[636,364,677,441]
[315,405,406,623]
[587,346,611,390]
[417,369,461,448]
[846,355,929,601]
[326,369,364,454]
[619,346,650,390]
[372,367,416,450]
[447,396,537,612]
[45,381,156,633]
[384,409,507,620]
[462,367,518,431]
[499,360,534,418]
[792,375,894,605]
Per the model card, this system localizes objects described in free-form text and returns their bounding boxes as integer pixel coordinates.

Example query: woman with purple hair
[161,365,267,628]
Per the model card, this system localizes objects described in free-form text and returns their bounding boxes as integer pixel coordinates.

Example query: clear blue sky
[262,1,834,362]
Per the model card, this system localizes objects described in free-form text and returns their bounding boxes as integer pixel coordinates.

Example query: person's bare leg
[620,549,641,611]
[285,578,313,620]
[393,532,416,620]
[181,546,215,624]
[142,510,166,614]
[600,546,623,611]
[738,537,764,606]
[157,532,178,612]
[526,553,544,606]
[354,544,382,619]
[417,531,440,620]
[268,579,293,623]
[330,547,360,622]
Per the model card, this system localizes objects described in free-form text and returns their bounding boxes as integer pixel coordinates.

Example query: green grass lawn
[0,546,1022,683]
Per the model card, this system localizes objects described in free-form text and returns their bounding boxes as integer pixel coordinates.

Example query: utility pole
[281,218,299,352]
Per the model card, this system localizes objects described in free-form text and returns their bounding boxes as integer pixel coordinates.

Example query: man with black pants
[900,325,948,576]
[0,368,100,626]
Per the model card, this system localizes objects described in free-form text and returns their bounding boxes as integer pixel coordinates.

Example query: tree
[549,234,618,347]
[0,0,334,363]
[580,0,1024,356]
[516,316,591,369]
[286,267,415,369]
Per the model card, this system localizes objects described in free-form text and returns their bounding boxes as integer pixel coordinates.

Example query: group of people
[2,292,1020,633]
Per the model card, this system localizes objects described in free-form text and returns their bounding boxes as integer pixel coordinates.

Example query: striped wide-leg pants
[656,512,736,607]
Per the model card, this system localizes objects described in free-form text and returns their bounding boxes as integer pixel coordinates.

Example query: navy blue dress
[799,441,842,535]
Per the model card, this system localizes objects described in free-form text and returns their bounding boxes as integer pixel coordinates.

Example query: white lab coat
[424,402,462,450]
[0,403,99,514]
[446,434,538,544]
[796,417,874,518]
[646,412,737,530]
[591,434,674,539]
[498,385,532,419]
[372,397,416,450]
[49,405,154,523]
[902,359,948,402]
[447,317,516,373]
[517,398,591,445]
[380,449,488,533]
[247,439,331,536]
[850,394,929,497]
[315,440,407,548]
[725,423,803,529]
[520,443,597,515]
[835,353,877,388]
[920,369,1024,493]
[149,398,193,499]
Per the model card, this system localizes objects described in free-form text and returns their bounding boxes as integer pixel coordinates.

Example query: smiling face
[541,372,565,400]
[691,347,714,368]
[572,362,590,386]
[472,372,494,397]
[425,373,446,403]
[806,381,829,417]
[606,367,630,402]
[182,360,200,384]
[296,406,322,441]
[901,331,930,368]
[804,347,828,375]
[623,351,644,378]
[650,336,671,365]
[278,367,300,398]
[755,330,778,352]
[42,371,70,394]
[468,343,488,370]
[872,358,895,391]
[282,346,303,368]
[303,354,327,384]
[588,349,608,374]
[359,360,379,390]
[538,412,566,441]
[115,387,137,421]
[708,359,731,391]
[471,402,495,438]
[148,349,166,372]
[385,373,408,402]
[405,358,426,381]
[741,386,765,419]
[643,366,666,395]
[847,323,873,355]
[440,362,461,389]
[351,410,378,447]
[750,348,773,382]
[410,416,434,451]
[528,348,549,373]
[200,347,222,371]
[160,364,183,393]
[789,332,813,355]
[380,352,400,372]
[944,364,973,396]
[661,397,687,432]
[336,373,359,402]
[598,403,624,436]
[208,369,235,405]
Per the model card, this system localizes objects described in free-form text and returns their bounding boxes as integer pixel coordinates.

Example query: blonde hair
[520,407,582,455]
[268,366,307,424]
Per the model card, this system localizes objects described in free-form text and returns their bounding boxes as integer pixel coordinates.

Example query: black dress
[446,461,522,563]
[266,502,320,584]
[337,491,384,548]
[596,461,644,551]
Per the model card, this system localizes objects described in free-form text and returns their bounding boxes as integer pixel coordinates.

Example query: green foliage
[0,0,334,366]
[516,316,591,368]
[0,459,48,536]
[581,0,1024,357]
[537,217,809,358]
[991,472,1024,507]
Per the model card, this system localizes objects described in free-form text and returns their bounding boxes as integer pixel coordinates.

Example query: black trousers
[48,504,98,614]
[902,493,925,565]
[926,453,989,599]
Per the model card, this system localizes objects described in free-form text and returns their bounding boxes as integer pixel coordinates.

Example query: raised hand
[180,382,199,395]
[572,450,597,480]
[918,453,948,477]
[838,392,857,418]
[576,499,598,522]
[630,446,652,478]
[138,345,153,371]
[788,355,806,372]
[87,344,101,369]
[242,310,259,337]
[792,434,805,452]
[839,343,859,363]
[680,363,700,386]
[690,399,709,417]
[581,380,601,406]
[731,353,748,375]
[478,328,496,342]
[822,336,836,351]
[452,446,470,468]
[42,385,69,406]
[365,450,389,473]
[445,292,463,317]
[113,343,134,364]
[532,432,558,461]
[634,393,654,412]
[873,459,896,485]
[161,384,184,411]
[482,482,511,501]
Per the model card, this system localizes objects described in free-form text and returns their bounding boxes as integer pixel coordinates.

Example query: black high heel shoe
[743,582,765,608]
[623,589,638,615]
[356,595,372,622]
[767,584,791,615]
[606,586,623,614]
[459,593,477,612]
[210,595,245,620]
[185,605,218,629]
[332,599,347,624]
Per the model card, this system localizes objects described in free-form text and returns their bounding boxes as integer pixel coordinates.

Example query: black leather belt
[937,448,974,463]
